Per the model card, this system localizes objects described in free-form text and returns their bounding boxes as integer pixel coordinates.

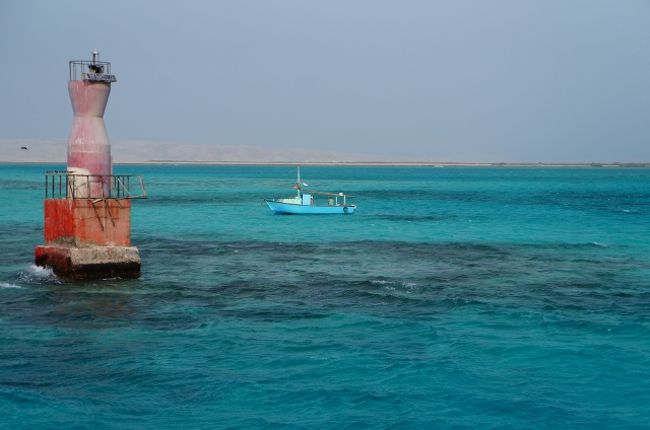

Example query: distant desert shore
[1,139,648,167]
[3,160,650,168]
[122,160,650,167]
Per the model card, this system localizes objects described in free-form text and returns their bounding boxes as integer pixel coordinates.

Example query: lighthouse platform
[35,171,146,280]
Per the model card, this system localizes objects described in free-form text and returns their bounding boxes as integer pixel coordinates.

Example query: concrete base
[35,244,141,280]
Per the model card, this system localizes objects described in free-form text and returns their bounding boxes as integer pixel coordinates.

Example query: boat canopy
[309,190,355,197]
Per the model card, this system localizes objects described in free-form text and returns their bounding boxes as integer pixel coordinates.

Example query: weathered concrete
[44,198,132,246]
[37,198,137,279]
[35,244,140,280]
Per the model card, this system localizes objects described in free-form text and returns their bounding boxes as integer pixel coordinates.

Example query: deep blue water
[1,163,649,429]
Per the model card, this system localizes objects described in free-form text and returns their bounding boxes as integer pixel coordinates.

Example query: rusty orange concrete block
[44,198,132,246]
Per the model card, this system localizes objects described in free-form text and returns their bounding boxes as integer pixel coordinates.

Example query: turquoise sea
[1,163,649,429]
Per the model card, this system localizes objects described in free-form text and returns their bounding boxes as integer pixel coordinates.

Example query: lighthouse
[35,51,146,280]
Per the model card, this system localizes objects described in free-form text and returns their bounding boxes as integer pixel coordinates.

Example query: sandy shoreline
[3,160,649,167]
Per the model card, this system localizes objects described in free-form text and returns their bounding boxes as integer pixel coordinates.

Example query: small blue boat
[265,167,356,215]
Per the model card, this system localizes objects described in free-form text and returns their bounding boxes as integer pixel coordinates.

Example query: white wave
[371,279,418,293]
[371,280,390,285]
[28,264,56,278]
[19,264,58,282]
[0,282,22,289]
[591,241,607,248]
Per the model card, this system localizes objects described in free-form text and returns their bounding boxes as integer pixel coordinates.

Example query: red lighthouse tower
[35,50,146,279]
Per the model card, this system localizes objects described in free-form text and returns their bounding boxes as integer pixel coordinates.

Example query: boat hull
[265,200,356,215]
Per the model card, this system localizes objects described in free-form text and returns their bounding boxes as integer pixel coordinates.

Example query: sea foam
[19,264,58,282]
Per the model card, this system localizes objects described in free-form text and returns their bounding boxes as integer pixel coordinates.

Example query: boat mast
[295,166,302,197]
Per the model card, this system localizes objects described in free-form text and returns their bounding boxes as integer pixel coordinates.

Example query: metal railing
[45,171,146,200]
[69,60,117,82]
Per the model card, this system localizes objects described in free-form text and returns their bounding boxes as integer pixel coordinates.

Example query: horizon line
[2,160,649,167]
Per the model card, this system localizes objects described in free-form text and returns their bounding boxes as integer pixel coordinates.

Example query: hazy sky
[1,0,649,162]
